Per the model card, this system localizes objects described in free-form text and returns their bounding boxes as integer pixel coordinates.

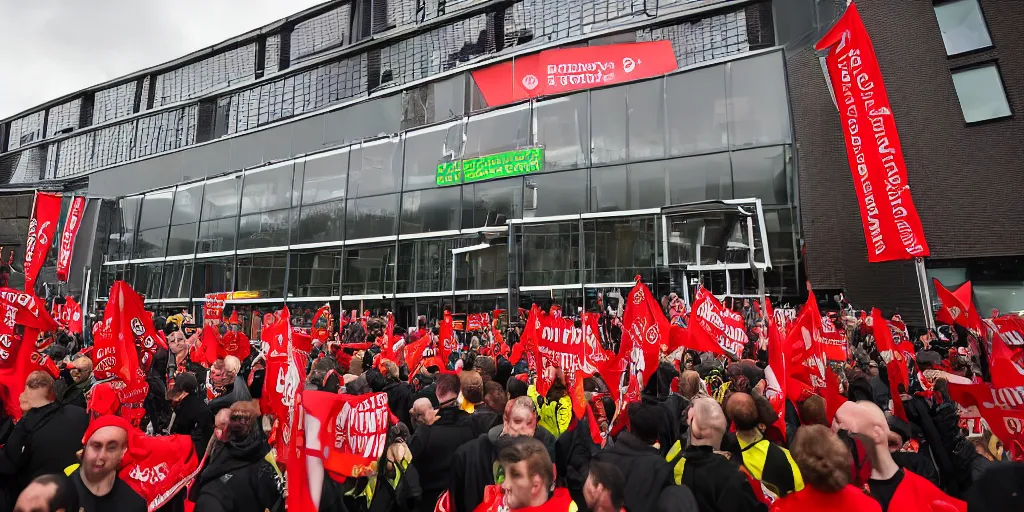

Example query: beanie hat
[83,414,134,445]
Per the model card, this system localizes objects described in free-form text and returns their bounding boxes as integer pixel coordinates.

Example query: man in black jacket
[55,354,92,409]
[382,361,415,429]
[592,402,678,512]
[408,373,478,512]
[448,395,557,512]
[0,371,89,510]
[167,373,215,456]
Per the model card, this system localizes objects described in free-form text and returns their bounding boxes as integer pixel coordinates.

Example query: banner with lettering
[122,430,200,511]
[0,288,58,419]
[947,382,1024,459]
[688,287,747,358]
[305,391,391,479]
[815,4,929,262]
[23,191,62,292]
[820,315,849,361]
[56,195,85,282]
[203,293,227,323]
[872,308,909,422]
[438,311,458,367]
[618,280,669,390]
[471,41,678,108]
[986,315,1024,389]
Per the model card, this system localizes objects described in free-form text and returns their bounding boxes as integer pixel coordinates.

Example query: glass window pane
[343,246,396,296]
[401,188,461,234]
[584,217,657,284]
[200,176,241,220]
[627,161,668,209]
[591,87,628,164]
[951,64,1012,123]
[301,149,349,205]
[138,190,173,231]
[349,137,404,197]
[463,106,531,159]
[133,263,163,299]
[589,166,628,213]
[289,250,343,298]
[934,0,992,55]
[627,79,666,161]
[171,182,204,226]
[462,178,523,229]
[534,93,589,171]
[237,209,291,250]
[519,222,579,286]
[667,152,733,205]
[346,194,399,239]
[402,75,467,130]
[240,164,294,215]
[236,254,287,298]
[524,169,587,217]
[166,224,198,257]
[323,95,402,147]
[403,122,463,191]
[192,256,235,296]
[294,199,345,244]
[161,261,193,299]
[197,217,237,253]
[112,196,142,261]
[667,65,729,155]
[731,145,789,205]
[397,239,454,294]
[456,243,507,290]
[727,52,792,149]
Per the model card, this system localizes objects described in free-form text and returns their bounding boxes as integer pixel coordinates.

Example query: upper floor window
[951,63,1012,123]
[934,0,992,56]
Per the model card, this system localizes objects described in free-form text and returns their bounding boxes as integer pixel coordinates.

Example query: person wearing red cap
[68,415,146,512]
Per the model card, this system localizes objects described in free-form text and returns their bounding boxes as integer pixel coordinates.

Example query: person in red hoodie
[497,437,577,511]
[771,424,881,511]
[832,401,966,512]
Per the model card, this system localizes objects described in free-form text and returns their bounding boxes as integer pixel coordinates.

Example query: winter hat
[83,414,133,446]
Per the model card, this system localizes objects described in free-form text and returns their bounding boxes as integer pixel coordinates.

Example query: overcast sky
[0,0,326,119]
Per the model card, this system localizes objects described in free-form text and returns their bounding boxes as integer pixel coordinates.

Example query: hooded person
[206,356,252,415]
[189,401,282,512]
[381,360,416,430]
[68,415,147,512]
[165,372,215,457]
[832,401,965,512]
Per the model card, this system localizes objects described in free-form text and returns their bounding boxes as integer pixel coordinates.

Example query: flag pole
[913,257,936,331]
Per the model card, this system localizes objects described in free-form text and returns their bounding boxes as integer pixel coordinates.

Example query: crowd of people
[0,282,1021,512]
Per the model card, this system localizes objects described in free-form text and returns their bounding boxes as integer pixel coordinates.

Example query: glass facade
[94,48,801,314]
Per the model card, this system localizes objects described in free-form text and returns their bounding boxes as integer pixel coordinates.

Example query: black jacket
[593,432,675,512]
[170,393,215,457]
[207,375,252,415]
[675,445,767,512]
[408,407,479,512]
[0,402,88,504]
[190,426,281,512]
[383,380,416,429]
[449,425,557,512]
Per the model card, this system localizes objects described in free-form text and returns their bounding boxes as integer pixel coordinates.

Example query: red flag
[23,191,62,292]
[764,298,789,441]
[0,288,58,419]
[381,312,397,361]
[947,382,1024,458]
[823,368,848,426]
[570,370,588,420]
[311,304,333,345]
[934,280,980,333]
[56,195,85,282]
[815,4,929,262]
[92,282,144,384]
[986,315,1024,389]
[786,291,828,394]
[193,328,221,366]
[820,315,849,361]
[618,279,669,388]
[872,308,908,422]
[688,287,743,357]
[437,311,457,367]
[312,391,391,479]
[122,429,201,510]
[286,383,315,512]
[202,293,227,323]
[403,335,432,376]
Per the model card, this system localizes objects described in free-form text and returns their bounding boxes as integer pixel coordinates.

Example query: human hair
[509,395,538,418]
[435,373,461,401]
[226,401,261,442]
[791,425,853,493]
[460,371,484,404]
[587,461,625,510]
[31,473,80,512]
[497,437,554,491]
[798,394,828,426]
[724,392,760,432]
[678,370,705,400]
[484,381,507,415]
[223,355,241,376]
[506,376,528,399]
[626,402,662,445]
[475,356,496,380]
[690,397,727,444]
[172,372,199,395]
[25,371,55,397]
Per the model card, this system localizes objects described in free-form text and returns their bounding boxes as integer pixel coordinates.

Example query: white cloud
[0,0,326,119]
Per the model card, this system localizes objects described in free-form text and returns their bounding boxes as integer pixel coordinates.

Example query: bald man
[68,417,146,512]
[57,355,93,409]
[833,401,964,512]
[14,474,79,512]
[410,397,437,430]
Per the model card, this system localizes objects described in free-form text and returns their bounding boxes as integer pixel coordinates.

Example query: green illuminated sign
[436,147,544,186]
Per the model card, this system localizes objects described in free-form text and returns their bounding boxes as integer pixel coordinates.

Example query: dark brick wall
[786,0,1024,323]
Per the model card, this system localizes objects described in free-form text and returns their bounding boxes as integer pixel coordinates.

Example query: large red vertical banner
[815,4,929,262]
[23,191,62,292]
[56,195,85,282]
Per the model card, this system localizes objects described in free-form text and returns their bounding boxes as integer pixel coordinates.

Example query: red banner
[815,4,929,262]
[23,191,62,292]
[934,279,982,334]
[688,287,746,358]
[93,282,146,383]
[820,315,849,361]
[470,41,678,108]
[987,315,1024,389]
[203,293,227,323]
[0,288,58,419]
[872,308,909,422]
[438,311,457,366]
[56,195,85,282]
[123,429,200,510]
[947,382,1024,458]
[618,280,668,391]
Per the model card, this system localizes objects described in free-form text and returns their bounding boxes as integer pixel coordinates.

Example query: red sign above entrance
[471,40,678,108]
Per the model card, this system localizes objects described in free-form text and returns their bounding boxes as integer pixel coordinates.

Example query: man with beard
[54,354,92,410]
[497,438,577,511]
[449,396,558,511]
[68,416,146,511]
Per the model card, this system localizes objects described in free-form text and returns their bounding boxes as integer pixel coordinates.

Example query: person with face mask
[68,415,146,511]
[449,396,557,512]
[495,437,577,511]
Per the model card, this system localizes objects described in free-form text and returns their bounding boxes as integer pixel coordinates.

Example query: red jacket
[882,470,966,512]
[771,485,881,512]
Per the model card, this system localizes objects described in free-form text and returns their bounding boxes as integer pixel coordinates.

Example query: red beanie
[83,414,134,445]
[87,382,121,417]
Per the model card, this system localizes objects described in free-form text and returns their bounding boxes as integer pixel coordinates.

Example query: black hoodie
[190,425,282,512]
[593,431,675,512]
